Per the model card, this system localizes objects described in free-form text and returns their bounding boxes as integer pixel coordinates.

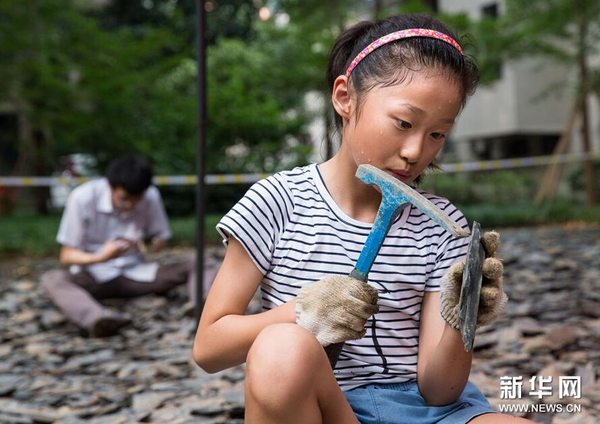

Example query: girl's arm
[416,291,473,406]
[193,237,297,373]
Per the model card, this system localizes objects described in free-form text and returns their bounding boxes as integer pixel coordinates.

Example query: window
[482,3,498,18]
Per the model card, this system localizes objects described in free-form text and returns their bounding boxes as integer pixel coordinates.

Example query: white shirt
[57,178,172,283]
[217,164,469,390]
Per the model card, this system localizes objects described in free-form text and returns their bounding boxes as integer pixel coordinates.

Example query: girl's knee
[246,323,327,405]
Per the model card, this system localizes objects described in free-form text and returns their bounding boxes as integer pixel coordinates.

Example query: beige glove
[440,231,508,330]
[295,275,379,347]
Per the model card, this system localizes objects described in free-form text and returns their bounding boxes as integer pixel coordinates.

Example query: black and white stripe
[217,164,469,391]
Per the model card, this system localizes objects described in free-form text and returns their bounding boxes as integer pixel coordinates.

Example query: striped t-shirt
[217,163,470,391]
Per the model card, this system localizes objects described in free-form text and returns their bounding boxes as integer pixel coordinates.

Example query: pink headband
[345,28,464,77]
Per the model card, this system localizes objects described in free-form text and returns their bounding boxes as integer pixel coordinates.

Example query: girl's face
[339,71,462,185]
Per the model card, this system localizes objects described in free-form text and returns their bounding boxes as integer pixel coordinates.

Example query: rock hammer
[324,164,469,368]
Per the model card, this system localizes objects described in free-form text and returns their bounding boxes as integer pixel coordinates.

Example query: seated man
[41,155,198,337]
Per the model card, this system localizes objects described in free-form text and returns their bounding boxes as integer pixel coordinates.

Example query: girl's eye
[397,120,412,130]
[431,132,446,141]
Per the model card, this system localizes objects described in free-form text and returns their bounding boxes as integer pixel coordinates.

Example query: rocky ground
[0,225,599,424]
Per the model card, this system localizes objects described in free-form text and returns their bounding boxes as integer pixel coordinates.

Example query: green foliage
[429,171,538,206]
[501,0,600,60]
[169,213,223,246]
[0,209,224,258]
[568,159,600,194]
[427,167,600,227]
[0,210,60,257]
[160,184,255,217]
[89,0,258,46]
[206,36,310,173]
[0,0,193,176]
[0,0,320,181]
[460,200,600,228]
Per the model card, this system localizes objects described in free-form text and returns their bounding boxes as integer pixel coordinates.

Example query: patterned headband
[345,28,464,77]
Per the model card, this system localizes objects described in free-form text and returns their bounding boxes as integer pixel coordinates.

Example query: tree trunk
[580,91,597,205]
[577,0,597,205]
[534,103,580,204]
[33,129,50,215]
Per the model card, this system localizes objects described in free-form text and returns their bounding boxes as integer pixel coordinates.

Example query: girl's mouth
[388,169,412,183]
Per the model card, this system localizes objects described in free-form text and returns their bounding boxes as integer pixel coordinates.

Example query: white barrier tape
[440,151,599,173]
[0,173,273,187]
[1,152,598,187]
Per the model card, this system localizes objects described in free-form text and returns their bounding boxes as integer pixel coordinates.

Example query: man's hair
[106,155,153,195]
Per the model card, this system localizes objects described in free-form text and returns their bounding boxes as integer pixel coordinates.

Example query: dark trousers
[40,256,216,329]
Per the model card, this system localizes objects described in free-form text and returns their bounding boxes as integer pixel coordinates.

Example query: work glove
[440,231,508,330]
[295,276,379,347]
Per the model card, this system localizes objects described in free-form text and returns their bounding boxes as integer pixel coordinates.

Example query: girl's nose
[399,134,425,164]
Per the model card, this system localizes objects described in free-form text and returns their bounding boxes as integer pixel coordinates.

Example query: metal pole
[195,0,207,320]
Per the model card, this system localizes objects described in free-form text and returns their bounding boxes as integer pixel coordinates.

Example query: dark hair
[106,155,153,195]
[326,14,480,134]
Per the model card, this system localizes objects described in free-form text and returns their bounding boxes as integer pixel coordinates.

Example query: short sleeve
[143,186,172,240]
[56,188,86,248]
[216,174,293,275]
[425,202,470,292]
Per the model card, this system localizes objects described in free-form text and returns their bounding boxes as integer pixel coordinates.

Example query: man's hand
[295,275,379,347]
[96,239,134,262]
[440,231,508,330]
[138,237,165,254]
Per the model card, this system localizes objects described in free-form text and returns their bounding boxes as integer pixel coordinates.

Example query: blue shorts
[343,380,497,424]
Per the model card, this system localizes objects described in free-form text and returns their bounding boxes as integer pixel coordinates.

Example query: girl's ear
[331,75,353,121]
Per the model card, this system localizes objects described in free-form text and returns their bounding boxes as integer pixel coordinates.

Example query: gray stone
[0,374,24,396]
[523,327,581,353]
[473,332,497,350]
[489,352,530,368]
[11,309,37,324]
[40,310,67,328]
[62,349,115,369]
[25,342,54,356]
[0,399,58,423]
[0,412,34,424]
[191,403,228,417]
[551,258,579,272]
[576,362,596,387]
[0,344,13,357]
[527,412,553,424]
[522,252,552,266]
[132,391,177,412]
[2,238,600,422]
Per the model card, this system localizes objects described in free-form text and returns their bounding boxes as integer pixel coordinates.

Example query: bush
[160,183,253,217]
[459,200,600,228]
[427,170,539,206]
[568,159,600,196]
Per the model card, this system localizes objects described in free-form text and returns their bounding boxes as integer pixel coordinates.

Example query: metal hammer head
[458,221,485,352]
[356,164,468,238]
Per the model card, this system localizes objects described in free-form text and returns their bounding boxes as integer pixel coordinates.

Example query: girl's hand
[295,276,379,347]
[440,231,508,330]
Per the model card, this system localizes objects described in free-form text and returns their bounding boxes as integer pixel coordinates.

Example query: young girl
[194,14,534,424]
